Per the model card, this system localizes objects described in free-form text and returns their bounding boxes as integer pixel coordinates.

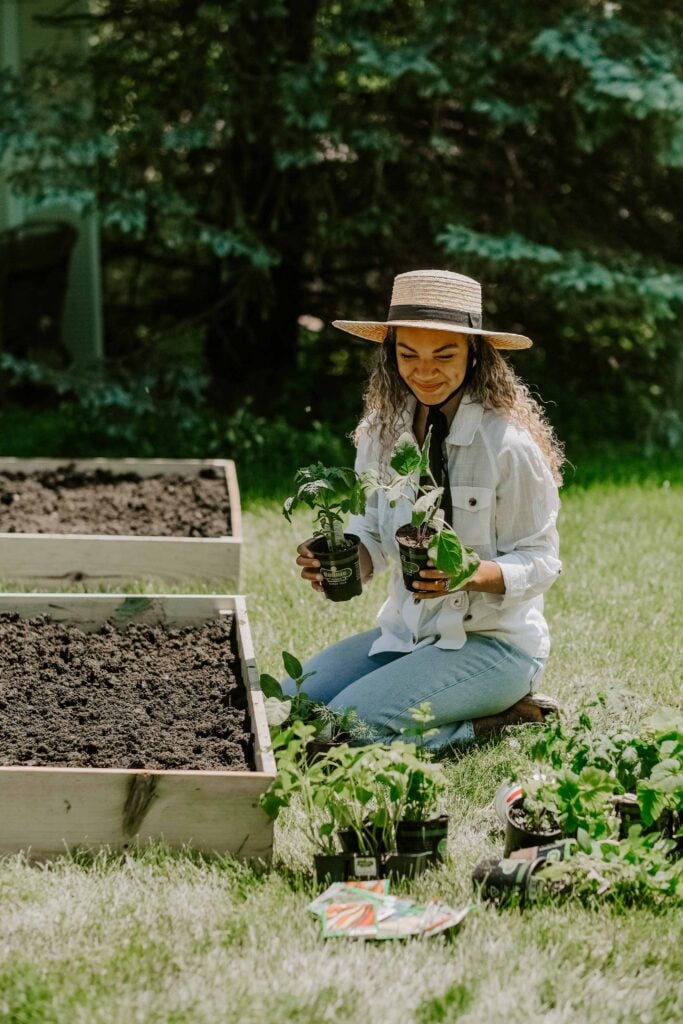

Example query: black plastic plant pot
[384,851,432,880]
[337,826,387,856]
[310,534,362,602]
[613,794,643,839]
[507,838,575,865]
[503,797,562,857]
[314,853,351,886]
[472,856,545,907]
[305,734,351,766]
[396,815,450,863]
[395,524,438,592]
[614,795,682,853]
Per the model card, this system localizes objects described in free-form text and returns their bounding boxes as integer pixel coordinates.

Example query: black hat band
[388,304,483,329]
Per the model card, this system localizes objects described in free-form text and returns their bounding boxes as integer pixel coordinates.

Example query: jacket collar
[397,393,483,447]
[446,395,484,446]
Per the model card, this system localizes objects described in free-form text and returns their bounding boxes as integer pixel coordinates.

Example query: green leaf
[264,697,292,727]
[576,827,592,852]
[259,674,284,699]
[637,783,666,826]
[411,488,443,525]
[419,428,432,476]
[282,651,304,680]
[429,529,480,584]
[390,433,421,476]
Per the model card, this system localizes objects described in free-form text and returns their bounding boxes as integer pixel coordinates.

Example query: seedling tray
[0,458,241,586]
[0,593,275,860]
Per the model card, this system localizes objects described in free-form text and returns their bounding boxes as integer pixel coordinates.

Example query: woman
[292,270,563,749]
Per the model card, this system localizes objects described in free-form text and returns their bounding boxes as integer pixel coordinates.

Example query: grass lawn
[1,470,682,1023]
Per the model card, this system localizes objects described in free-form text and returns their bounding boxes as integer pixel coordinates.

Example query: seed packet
[307,879,390,917]
[309,881,471,940]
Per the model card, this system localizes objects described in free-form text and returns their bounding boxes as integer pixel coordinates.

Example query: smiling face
[394,326,470,406]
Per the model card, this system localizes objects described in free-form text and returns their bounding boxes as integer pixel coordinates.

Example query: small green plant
[261,724,448,859]
[538,829,683,907]
[523,766,617,839]
[259,721,338,855]
[321,741,446,852]
[399,704,448,822]
[401,701,439,758]
[507,701,683,905]
[282,463,377,552]
[528,701,683,839]
[260,651,317,729]
[259,651,361,741]
[387,430,480,588]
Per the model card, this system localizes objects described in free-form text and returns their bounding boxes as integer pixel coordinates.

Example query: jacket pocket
[450,485,493,547]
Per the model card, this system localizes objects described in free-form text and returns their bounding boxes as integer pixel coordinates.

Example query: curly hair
[359,329,565,484]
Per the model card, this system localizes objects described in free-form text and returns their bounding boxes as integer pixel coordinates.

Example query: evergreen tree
[1,0,682,444]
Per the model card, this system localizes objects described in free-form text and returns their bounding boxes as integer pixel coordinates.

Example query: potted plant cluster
[261,704,450,884]
[385,430,480,592]
[520,704,683,850]
[283,463,378,602]
[476,704,683,906]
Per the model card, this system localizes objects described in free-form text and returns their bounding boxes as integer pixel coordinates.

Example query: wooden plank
[0,457,232,478]
[0,594,276,859]
[224,603,276,776]
[0,592,238,628]
[0,458,241,585]
[0,534,241,586]
[0,767,273,860]
[224,460,242,543]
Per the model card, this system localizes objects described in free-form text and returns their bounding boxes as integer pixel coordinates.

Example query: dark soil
[508,801,560,836]
[0,613,252,771]
[395,524,437,549]
[0,465,230,537]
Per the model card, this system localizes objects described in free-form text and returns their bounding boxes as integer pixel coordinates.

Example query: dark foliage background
[1,0,683,459]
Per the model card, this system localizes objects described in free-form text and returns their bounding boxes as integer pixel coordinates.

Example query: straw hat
[332,269,532,350]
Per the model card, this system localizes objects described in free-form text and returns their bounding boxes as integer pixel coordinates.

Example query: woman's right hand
[296,539,324,593]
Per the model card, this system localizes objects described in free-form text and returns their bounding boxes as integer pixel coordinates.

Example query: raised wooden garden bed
[0,594,275,860]
[0,458,241,586]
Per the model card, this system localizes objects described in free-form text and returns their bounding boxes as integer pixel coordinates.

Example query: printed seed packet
[309,881,471,940]
[307,880,390,917]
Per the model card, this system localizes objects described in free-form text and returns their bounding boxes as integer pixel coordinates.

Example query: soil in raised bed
[0,465,230,537]
[0,613,252,771]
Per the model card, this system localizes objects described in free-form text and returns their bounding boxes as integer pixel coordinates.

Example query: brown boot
[473,694,560,739]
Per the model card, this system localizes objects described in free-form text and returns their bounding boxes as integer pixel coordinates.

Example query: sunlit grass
[0,474,681,1023]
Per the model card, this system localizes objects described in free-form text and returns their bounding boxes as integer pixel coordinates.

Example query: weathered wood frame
[0,594,276,860]
[0,458,242,586]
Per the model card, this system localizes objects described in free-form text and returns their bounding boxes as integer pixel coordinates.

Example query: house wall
[0,0,103,366]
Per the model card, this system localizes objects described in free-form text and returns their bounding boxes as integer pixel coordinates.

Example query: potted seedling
[394,704,450,865]
[386,431,480,593]
[262,732,387,883]
[495,781,563,857]
[260,651,365,757]
[333,712,450,880]
[260,722,355,883]
[259,650,318,731]
[283,463,377,602]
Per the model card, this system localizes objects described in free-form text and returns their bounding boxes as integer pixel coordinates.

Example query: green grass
[1,473,682,1023]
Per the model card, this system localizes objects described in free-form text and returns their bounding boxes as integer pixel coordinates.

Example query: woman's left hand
[412,562,455,600]
[412,558,506,599]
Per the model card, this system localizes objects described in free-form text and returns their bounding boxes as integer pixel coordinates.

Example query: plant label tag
[401,558,419,574]
[322,567,353,583]
[351,855,379,879]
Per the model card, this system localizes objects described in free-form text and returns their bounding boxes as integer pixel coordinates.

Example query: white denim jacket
[347,395,562,659]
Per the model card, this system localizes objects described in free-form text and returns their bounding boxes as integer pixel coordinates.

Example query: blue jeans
[283,629,544,749]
